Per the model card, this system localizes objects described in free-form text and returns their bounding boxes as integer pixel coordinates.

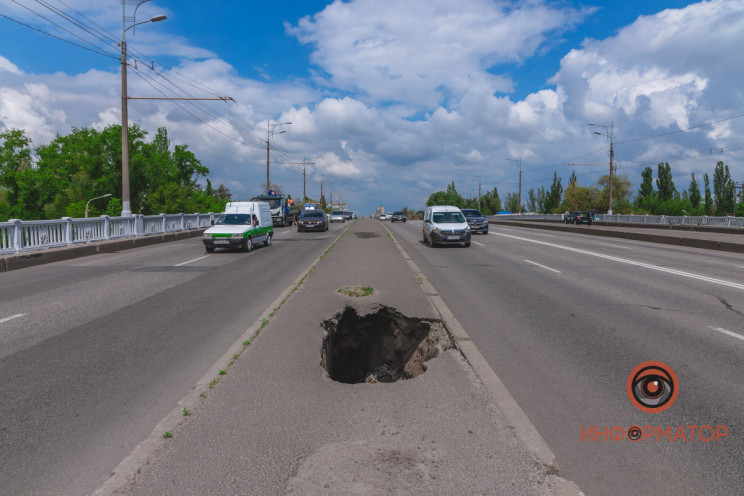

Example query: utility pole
[589,122,614,214]
[506,157,522,214]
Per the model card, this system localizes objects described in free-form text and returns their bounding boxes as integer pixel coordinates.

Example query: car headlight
[232,233,242,238]
[432,227,441,234]
[466,226,471,231]
[483,220,488,225]
[203,233,212,238]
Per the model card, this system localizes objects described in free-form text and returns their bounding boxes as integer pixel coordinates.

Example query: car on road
[390,211,407,222]
[202,201,273,253]
[343,211,354,221]
[329,210,346,223]
[378,213,388,221]
[297,210,329,232]
[564,211,593,225]
[422,205,471,247]
[460,209,488,234]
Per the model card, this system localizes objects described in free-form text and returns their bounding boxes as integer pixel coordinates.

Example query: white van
[203,202,273,253]
[422,205,471,247]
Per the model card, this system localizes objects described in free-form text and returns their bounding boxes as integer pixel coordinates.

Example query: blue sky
[1,0,743,214]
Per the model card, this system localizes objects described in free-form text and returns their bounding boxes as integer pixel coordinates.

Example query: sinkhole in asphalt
[321,306,453,384]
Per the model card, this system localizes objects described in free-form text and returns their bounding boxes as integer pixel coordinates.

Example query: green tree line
[426,160,741,217]
[0,125,231,221]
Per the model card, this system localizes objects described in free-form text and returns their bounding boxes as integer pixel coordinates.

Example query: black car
[564,211,593,225]
[390,211,407,222]
[460,209,488,234]
[297,210,329,232]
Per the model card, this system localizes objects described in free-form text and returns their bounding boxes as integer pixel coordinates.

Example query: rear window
[331,211,344,215]
[433,212,465,224]
[461,210,482,217]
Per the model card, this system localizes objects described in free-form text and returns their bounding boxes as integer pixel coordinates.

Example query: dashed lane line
[490,231,744,291]
[174,255,210,267]
[524,259,561,273]
[0,314,26,324]
[472,241,485,246]
[708,327,744,343]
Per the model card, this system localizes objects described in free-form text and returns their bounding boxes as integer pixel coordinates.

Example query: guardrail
[493,213,744,228]
[0,213,215,255]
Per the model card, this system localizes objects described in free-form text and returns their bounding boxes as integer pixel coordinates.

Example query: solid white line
[472,241,485,246]
[493,232,744,291]
[524,259,561,273]
[600,242,633,250]
[708,327,744,342]
[174,255,210,267]
[0,314,25,324]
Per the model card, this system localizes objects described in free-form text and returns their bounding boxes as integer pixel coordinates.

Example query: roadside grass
[337,285,374,297]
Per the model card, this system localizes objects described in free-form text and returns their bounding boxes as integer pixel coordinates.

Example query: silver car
[329,210,346,223]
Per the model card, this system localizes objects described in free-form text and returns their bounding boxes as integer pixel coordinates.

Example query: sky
[1,0,743,215]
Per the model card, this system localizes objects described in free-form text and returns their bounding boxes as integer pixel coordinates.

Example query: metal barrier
[493,213,744,228]
[0,213,215,255]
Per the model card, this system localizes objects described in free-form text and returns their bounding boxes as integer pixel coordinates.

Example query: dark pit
[321,306,453,384]
[353,232,380,238]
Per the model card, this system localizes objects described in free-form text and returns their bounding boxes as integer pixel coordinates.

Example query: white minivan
[203,202,273,253]
[422,205,471,247]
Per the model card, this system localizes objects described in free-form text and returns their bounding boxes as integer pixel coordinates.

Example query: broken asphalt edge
[379,221,585,496]
[94,220,358,496]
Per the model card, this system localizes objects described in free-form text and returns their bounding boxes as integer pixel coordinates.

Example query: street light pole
[589,122,614,214]
[85,193,112,218]
[120,1,166,216]
[264,121,291,194]
[506,157,522,214]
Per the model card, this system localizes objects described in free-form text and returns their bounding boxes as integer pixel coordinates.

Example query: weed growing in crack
[183,408,191,416]
[219,369,226,375]
[162,430,173,439]
[228,359,235,366]
[243,340,251,347]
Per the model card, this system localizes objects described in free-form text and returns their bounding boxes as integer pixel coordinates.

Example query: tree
[703,173,712,215]
[598,173,632,213]
[426,181,464,207]
[0,129,33,220]
[561,180,598,212]
[504,192,521,213]
[637,167,655,205]
[712,161,735,214]
[526,188,537,213]
[543,172,563,213]
[688,173,701,209]
[655,162,675,202]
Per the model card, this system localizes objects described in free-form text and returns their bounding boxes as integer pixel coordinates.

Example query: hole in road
[353,232,380,239]
[321,306,453,384]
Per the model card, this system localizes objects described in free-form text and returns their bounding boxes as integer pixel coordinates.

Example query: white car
[422,205,471,247]
[203,202,273,253]
[329,210,346,223]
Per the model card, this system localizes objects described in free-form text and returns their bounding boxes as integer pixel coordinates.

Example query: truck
[375,206,385,218]
[202,202,273,253]
[250,190,295,227]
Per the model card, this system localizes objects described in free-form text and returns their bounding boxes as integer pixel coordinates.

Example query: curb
[488,220,744,254]
[94,220,357,496]
[379,221,584,495]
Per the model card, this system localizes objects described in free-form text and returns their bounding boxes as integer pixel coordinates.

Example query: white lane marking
[524,259,561,273]
[708,327,744,342]
[0,314,25,324]
[493,232,744,291]
[472,241,485,246]
[174,255,210,267]
[600,243,633,250]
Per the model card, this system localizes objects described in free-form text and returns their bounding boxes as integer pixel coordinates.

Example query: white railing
[0,213,215,255]
[493,213,744,228]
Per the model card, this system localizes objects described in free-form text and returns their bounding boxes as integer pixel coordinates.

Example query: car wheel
[423,233,427,244]
[206,246,215,253]
[244,237,253,252]
[265,234,272,247]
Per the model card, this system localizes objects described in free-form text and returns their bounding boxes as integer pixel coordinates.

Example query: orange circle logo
[627,361,678,413]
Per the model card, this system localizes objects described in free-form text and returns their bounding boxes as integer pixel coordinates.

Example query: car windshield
[331,211,344,215]
[433,212,465,223]
[461,210,482,217]
[216,214,251,225]
[393,211,404,215]
[301,211,324,218]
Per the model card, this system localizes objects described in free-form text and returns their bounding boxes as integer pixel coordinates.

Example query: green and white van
[203,202,274,253]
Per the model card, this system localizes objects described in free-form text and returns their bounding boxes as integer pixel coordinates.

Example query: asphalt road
[0,222,345,496]
[386,220,744,496]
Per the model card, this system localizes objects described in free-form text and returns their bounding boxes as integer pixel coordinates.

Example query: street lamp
[120,0,167,216]
[506,157,522,214]
[263,121,292,194]
[588,122,614,215]
[85,194,112,218]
